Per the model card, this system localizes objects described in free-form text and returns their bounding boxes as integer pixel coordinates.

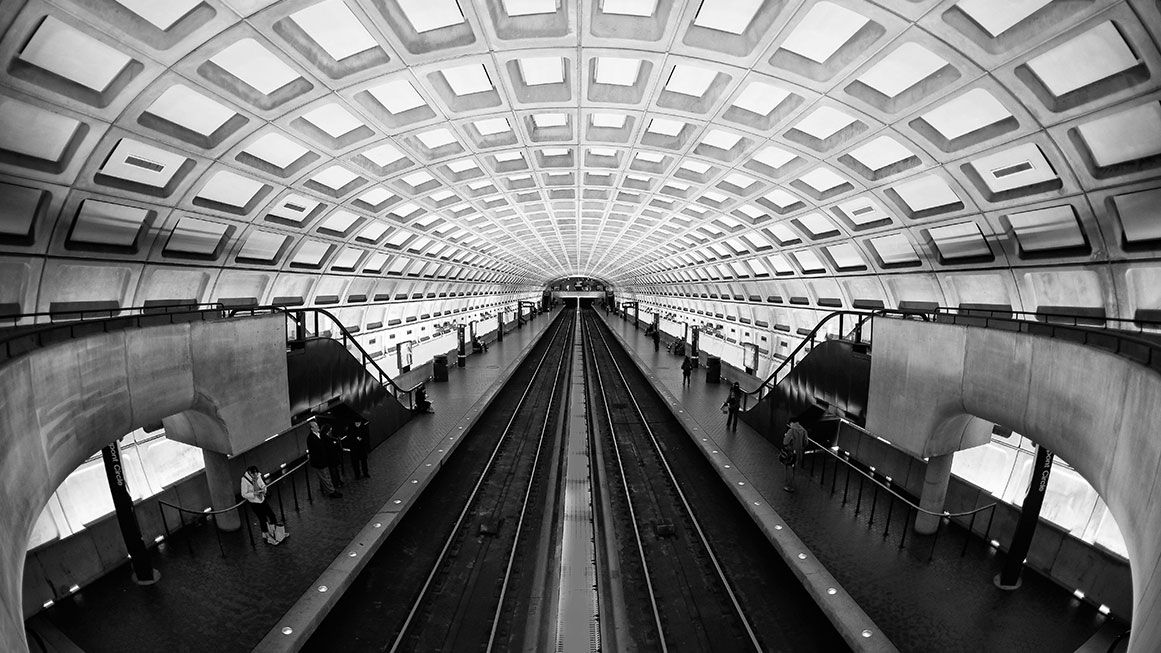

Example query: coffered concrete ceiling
[1,0,1159,320]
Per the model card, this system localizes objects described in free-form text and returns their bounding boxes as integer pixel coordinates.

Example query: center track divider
[593,311,899,653]
[253,309,564,653]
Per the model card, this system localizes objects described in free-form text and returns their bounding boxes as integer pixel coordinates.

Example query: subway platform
[598,310,1124,653]
[27,311,560,653]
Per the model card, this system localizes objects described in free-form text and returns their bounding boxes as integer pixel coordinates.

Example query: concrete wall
[866,318,1161,653]
[0,314,290,652]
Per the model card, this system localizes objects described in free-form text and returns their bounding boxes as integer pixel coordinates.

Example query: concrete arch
[0,314,290,652]
[866,318,1160,653]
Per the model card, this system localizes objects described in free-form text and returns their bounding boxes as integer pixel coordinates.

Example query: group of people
[308,419,372,499]
[239,418,373,546]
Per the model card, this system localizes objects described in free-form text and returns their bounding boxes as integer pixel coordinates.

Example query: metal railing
[930,306,1161,370]
[734,309,913,404]
[230,306,423,410]
[799,415,999,561]
[0,301,227,326]
[0,303,227,360]
[157,457,312,557]
[670,303,1161,407]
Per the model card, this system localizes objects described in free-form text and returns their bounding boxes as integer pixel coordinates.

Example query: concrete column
[203,451,241,531]
[102,443,157,584]
[914,453,954,535]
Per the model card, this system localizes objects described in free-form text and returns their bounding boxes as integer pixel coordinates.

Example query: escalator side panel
[739,339,870,447]
[287,338,410,446]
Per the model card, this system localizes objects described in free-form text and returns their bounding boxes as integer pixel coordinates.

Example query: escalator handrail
[232,305,422,401]
[737,309,923,398]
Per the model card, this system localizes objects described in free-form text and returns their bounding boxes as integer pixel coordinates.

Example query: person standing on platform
[307,421,342,498]
[681,356,694,387]
[781,419,809,493]
[240,466,286,545]
[325,424,345,489]
[723,381,742,431]
[349,420,370,479]
[652,327,660,352]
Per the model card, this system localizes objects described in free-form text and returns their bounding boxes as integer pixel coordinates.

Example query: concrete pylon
[914,453,954,534]
[203,451,241,531]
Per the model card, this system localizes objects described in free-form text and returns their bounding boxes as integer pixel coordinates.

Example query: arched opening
[951,425,1128,559]
[865,317,1157,651]
[543,276,611,292]
[1,314,292,652]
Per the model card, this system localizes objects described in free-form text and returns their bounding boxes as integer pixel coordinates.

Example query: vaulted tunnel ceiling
[0,0,1160,316]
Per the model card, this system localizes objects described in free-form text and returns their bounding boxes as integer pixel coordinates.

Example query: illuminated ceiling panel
[0,0,1155,320]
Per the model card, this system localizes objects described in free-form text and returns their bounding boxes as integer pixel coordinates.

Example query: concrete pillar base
[914,452,954,535]
[993,573,1022,591]
[132,569,161,586]
[203,450,242,532]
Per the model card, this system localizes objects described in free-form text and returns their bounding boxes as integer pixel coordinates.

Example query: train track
[310,307,845,652]
[387,310,574,652]
[581,311,762,652]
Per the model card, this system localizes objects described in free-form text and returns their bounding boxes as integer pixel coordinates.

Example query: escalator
[280,308,415,448]
[738,311,879,448]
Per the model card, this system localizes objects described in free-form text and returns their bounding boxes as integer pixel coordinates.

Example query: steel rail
[486,313,574,650]
[587,314,763,652]
[580,316,667,652]
[387,314,571,653]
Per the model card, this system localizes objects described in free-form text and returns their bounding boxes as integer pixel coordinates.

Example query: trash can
[433,354,449,382]
[705,355,721,384]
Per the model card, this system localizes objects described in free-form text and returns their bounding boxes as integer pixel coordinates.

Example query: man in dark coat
[307,421,341,498]
[324,423,345,489]
[348,420,370,479]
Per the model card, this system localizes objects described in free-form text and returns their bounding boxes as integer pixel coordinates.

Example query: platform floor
[599,310,1118,653]
[29,311,560,653]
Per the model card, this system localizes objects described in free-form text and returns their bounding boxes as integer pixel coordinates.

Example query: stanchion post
[842,463,851,505]
[214,515,225,558]
[276,481,287,523]
[291,471,300,513]
[962,511,979,557]
[855,475,864,514]
[929,518,943,562]
[883,492,895,539]
[244,504,255,549]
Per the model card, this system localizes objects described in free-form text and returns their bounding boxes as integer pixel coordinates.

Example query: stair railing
[737,309,921,406]
[231,306,421,410]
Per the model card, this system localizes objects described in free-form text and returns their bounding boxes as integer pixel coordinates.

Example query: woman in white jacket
[241,466,284,544]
